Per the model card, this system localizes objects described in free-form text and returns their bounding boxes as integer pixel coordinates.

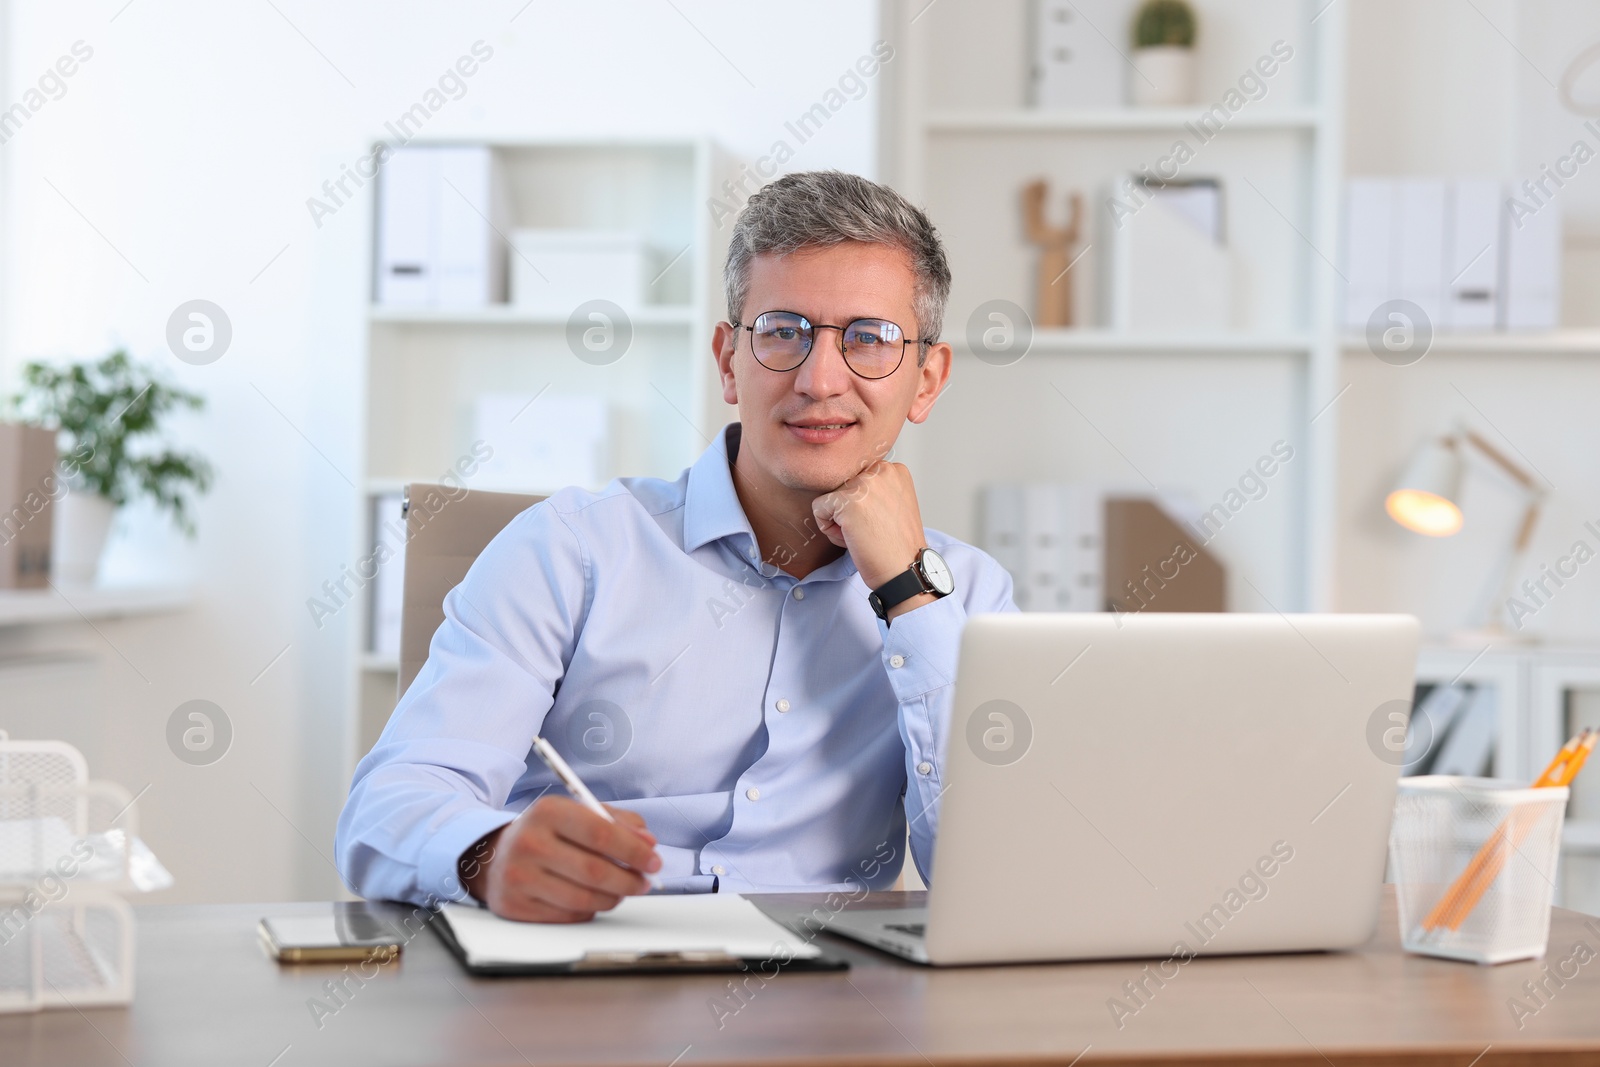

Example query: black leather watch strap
[869,567,928,623]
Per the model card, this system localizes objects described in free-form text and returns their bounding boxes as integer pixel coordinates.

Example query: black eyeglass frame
[729,310,929,380]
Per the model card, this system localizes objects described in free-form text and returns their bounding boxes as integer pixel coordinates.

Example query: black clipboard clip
[573,949,740,972]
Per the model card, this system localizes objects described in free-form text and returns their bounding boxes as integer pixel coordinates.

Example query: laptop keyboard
[884,922,925,938]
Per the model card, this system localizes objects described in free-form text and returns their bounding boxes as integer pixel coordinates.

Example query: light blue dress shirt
[336,422,1017,906]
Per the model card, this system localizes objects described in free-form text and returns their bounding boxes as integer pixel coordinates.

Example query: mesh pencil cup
[1389,776,1568,965]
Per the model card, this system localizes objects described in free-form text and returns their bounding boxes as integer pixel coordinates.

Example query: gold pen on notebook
[532,735,662,890]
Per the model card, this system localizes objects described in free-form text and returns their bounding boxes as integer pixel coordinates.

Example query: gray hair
[724,171,952,362]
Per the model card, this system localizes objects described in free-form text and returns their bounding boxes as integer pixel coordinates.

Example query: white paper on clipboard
[440,893,822,967]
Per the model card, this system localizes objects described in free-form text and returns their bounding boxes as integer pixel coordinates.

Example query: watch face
[919,549,955,595]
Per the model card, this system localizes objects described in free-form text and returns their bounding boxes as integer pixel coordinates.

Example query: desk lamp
[1386,426,1546,634]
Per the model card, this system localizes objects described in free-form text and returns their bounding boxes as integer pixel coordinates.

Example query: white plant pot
[1131,46,1195,106]
[52,491,117,586]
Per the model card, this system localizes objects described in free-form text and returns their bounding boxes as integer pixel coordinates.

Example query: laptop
[825,612,1420,965]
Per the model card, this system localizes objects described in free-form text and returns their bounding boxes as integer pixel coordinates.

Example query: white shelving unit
[877,0,1347,613]
[877,3,1600,911]
[346,138,731,767]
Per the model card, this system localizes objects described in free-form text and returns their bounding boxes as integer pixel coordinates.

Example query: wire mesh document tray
[0,732,170,1012]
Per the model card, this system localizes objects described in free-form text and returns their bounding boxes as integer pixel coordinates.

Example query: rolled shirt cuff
[417,806,518,907]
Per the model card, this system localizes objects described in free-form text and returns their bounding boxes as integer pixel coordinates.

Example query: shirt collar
[683,422,757,554]
[682,422,859,582]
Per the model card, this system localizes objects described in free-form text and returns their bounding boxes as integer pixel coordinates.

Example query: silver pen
[531,735,662,890]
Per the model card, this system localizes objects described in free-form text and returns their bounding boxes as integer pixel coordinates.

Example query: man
[336,170,1017,922]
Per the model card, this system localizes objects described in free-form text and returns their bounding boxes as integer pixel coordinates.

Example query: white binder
[375,145,506,307]
[1395,179,1446,328]
[1444,179,1500,332]
[375,148,435,306]
[1031,0,1132,109]
[981,483,1103,612]
[1502,194,1561,331]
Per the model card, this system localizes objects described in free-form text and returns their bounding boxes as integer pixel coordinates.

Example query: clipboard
[431,896,850,977]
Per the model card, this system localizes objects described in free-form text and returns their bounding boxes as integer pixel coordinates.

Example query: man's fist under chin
[811,458,929,592]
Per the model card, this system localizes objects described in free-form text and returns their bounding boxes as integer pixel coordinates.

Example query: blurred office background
[2,0,1599,913]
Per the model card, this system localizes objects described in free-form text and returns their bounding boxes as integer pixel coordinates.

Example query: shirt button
[775,698,790,713]
[917,761,933,776]
[746,787,761,801]
[792,587,805,600]
[889,654,905,669]
[711,864,726,876]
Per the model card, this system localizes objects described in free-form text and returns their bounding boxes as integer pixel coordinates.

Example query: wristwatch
[869,547,955,623]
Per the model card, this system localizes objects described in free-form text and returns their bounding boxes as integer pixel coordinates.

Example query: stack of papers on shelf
[1400,683,1495,777]
[1401,683,1471,775]
[1430,686,1496,777]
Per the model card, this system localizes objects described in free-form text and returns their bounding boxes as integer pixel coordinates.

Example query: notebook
[433,893,849,976]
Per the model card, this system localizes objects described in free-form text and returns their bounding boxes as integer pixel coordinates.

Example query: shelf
[1563,821,1600,852]
[1340,330,1600,356]
[363,477,568,498]
[957,330,1315,356]
[0,584,193,628]
[360,653,399,673]
[368,304,697,326]
[1421,639,1600,660]
[924,106,1323,134]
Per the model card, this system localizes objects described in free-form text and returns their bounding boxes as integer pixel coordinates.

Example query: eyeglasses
[731,310,925,380]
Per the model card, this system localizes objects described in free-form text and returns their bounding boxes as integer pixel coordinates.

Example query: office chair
[397,482,544,698]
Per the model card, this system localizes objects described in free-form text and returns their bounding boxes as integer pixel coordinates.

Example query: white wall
[0,0,881,902]
[1345,0,1517,177]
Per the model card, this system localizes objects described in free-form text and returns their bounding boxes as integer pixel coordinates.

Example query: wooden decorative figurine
[1022,179,1084,328]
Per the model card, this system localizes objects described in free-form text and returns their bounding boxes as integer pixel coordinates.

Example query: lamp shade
[1386,438,1464,537]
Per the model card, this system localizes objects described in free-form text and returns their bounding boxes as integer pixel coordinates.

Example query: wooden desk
[6,888,1600,1066]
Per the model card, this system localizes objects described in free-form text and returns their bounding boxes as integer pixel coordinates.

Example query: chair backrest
[398,483,545,698]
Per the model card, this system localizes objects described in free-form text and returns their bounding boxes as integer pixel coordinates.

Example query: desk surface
[6,888,1600,1067]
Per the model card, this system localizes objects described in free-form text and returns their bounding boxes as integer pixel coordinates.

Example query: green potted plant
[7,350,213,584]
[1131,0,1197,106]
